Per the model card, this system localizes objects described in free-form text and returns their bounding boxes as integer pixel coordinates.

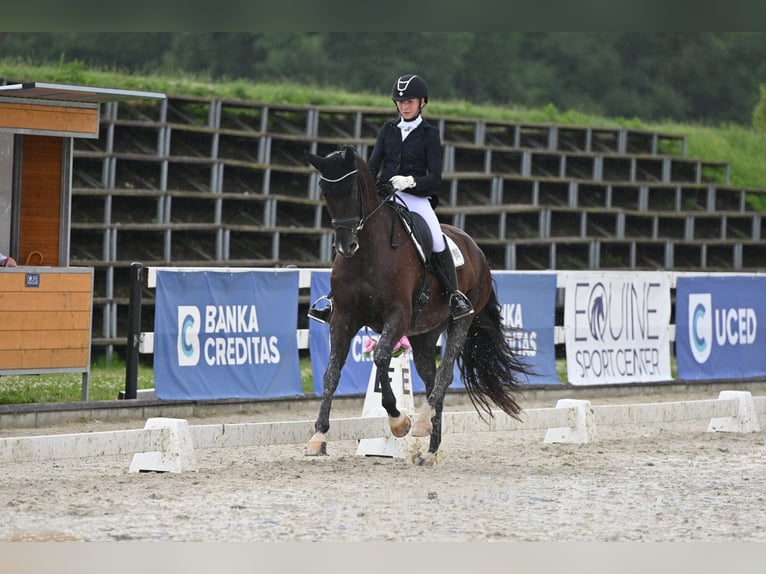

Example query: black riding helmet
[391,74,429,104]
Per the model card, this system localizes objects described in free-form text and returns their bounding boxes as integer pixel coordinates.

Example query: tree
[2,32,766,126]
[753,84,766,132]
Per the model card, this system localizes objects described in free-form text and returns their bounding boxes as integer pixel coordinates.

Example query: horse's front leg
[305,325,354,457]
[375,354,412,438]
[374,326,412,439]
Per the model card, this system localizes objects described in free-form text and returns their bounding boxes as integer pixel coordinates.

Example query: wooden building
[0,83,165,399]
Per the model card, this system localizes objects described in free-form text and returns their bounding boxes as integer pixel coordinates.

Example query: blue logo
[177,305,201,366]
[688,293,712,364]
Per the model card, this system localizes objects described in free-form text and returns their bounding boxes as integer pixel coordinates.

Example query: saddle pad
[445,235,465,267]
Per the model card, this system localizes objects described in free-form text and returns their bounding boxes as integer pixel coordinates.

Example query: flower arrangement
[363,336,411,358]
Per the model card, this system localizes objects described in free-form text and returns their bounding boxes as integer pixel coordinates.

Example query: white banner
[564,272,672,385]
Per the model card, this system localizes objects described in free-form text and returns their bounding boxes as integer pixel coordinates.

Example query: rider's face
[396,98,422,121]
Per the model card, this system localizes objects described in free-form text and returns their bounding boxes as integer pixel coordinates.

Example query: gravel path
[1,389,765,542]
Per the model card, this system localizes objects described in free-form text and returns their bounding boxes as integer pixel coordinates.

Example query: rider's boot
[307,294,333,324]
[432,248,474,320]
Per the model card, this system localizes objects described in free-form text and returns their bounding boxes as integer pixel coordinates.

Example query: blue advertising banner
[493,272,560,385]
[308,271,559,395]
[154,270,302,400]
[676,276,766,380]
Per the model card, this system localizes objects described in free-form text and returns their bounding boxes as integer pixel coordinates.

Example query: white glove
[389,175,416,191]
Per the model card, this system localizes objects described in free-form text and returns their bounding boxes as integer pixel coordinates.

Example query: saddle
[385,195,465,267]
[382,193,467,325]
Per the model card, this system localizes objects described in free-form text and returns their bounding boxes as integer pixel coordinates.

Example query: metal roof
[0,82,166,104]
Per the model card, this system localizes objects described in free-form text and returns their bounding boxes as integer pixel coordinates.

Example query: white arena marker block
[356,356,417,458]
[708,391,761,433]
[129,418,198,473]
[544,399,596,444]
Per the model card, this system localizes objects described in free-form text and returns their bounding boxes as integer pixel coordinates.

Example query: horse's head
[305,145,375,258]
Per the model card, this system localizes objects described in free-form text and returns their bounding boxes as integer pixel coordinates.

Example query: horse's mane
[337,144,376,187]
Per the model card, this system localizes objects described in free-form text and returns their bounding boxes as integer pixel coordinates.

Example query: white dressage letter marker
[708,391,761,433]
[129,418,198,473]
[544,399,596,444]
[356,356,416,458]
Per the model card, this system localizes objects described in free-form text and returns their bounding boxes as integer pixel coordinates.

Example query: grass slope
[3,59,765,191]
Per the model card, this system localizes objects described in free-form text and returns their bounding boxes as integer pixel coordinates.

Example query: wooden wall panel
[18,135,62,266]
[0,269,92,370]
[0,349,89,370]
[0,102,99,136]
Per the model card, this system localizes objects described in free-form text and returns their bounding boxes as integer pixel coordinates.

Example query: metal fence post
[124,262,143,399]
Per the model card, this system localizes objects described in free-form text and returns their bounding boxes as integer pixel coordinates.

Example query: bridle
[320,167,389,234]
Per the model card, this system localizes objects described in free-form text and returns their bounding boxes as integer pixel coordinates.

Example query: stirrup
[449,292,474,320]
[308,296,333,324]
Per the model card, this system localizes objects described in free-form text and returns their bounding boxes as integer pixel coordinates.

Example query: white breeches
[396,191,446,252]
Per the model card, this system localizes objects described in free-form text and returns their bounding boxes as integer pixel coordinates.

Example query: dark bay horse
[304,144,531,465]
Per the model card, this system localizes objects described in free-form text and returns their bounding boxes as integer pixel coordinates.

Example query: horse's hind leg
[413,402,443,466]
[408,332,440,439]
[413,319,472,454]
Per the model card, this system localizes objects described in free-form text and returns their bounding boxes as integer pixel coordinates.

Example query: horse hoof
[305,441,327,456]
[389,414,411,438]
[411,421,432,437]
[414,452,436,467]
[305,432,328,456]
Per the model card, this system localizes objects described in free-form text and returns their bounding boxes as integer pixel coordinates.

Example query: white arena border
[0,391,762,473]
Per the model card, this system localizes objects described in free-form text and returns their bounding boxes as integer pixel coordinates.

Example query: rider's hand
[389,175,415,191]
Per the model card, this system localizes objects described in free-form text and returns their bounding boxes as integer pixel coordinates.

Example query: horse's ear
[304,149,321,171]
[342,145,356,164]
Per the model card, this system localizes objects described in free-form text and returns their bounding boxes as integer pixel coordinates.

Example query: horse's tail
[457,286,532,421]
